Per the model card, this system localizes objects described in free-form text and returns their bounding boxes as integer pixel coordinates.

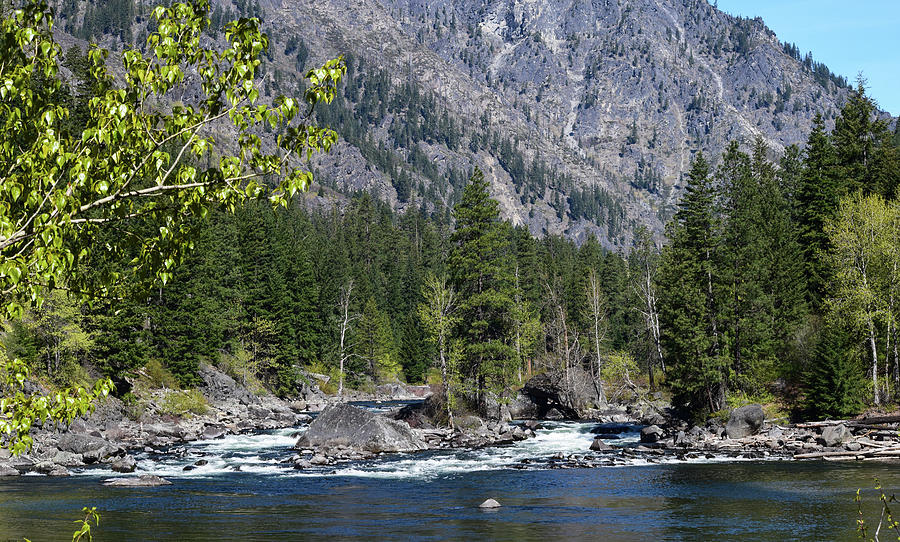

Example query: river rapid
[1,403,897,541]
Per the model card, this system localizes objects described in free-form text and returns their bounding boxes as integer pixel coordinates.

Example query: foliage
[856,479,900,541]
[0,0,345,316]
[448,169,518,409]
[72,506,101,542]
[142,358,179,390]
[803,321,865,419]
[0,353,111,454]
[158,388,208,417]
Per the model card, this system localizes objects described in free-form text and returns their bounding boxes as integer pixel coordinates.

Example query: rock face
[821,424,852,447]
[295,403,426,453]
[725,404,765,439]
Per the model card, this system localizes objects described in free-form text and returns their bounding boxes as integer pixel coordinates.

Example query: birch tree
[826,192,894,406]
[418,274,458,425]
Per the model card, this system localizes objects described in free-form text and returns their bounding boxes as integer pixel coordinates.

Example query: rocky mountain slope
[53,0,860,246]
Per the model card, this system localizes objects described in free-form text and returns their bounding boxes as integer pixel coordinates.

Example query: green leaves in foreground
[0,0,345,316]
[0,355,112,455]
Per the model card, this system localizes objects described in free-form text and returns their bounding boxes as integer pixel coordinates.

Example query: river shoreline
[2,365,899,480]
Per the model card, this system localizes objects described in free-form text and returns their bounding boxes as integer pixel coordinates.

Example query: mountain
[53,0,859,246]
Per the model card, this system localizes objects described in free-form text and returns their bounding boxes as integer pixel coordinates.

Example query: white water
[74,410,787,481]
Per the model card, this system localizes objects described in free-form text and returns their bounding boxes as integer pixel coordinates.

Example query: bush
[159,389,208,417]
[143,358,179,389]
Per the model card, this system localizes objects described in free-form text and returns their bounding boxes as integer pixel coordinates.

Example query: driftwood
[796,415,900,429]
[795,447,900,460]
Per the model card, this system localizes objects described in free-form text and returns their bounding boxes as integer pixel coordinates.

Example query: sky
[714,0,900,115]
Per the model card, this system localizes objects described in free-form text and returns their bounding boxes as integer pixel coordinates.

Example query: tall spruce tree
[804,321,865,419]
[658,152,727,415]
[797,114,840,307]
[448,169,518,410]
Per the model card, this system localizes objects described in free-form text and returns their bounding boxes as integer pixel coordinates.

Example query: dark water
[1,460,895,541]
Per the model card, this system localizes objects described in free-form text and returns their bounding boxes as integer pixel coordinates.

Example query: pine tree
[448,169,517,409]
[804,322,865,419]
[658,152,727,415]
[797,114,840,307]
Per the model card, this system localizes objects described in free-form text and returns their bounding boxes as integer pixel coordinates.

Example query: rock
[201,425,227,440]
[103,475,172,487]
[479,498,502,508]
[309,454,329,465]
[640,425,664,443]
[544,408,565,420]
[47,466,71,477]
[0,463,20,476]
[111,455,137,473]
[820,424,852,447]
[725,404,765,439]
[57,433,109,455]
[507,391,540,419]
[296,403,427,454]
[453,415,486,432]
[845,441,862,452]
[144,423,186,440]
[590,438,613,451]
[521,374,582,419]
[50,451,85,467]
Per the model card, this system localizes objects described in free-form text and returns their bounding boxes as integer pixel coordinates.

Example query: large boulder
[820,424,853,447]
[57,433,108,455]
[506,391,540,419]
[725,404,765,439]
[640,425,664,443]
[295,403,426,454]
[521,374,582,420]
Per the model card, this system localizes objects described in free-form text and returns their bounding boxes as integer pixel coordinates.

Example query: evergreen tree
[797,114,840,307]
[804,322,865,419]
[448,169,518,409]
[658,152,727,415]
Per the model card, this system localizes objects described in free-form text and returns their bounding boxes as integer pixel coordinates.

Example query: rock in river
[295,403,426,454]
[479,498,502,508]
[725,404,765,439]
[103,475,172,487]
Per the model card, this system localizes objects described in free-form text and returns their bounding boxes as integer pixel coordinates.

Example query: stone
[521,374,582,419]
[295,404,427,454]
[479,498,501,508]
[845,441,862,452]
[590,438,613,451]
[111,455,137,473]
[57,433,109,455]
[820,424,852,447]
[47,466,71,477]
[103,475,172,487]
[453,415,486,431]
[0,464,20,476]
[309,454,329,465]
[50,451,84,467]
[725,404,765,439]
[640,425,664,443]
[201,425,227,440]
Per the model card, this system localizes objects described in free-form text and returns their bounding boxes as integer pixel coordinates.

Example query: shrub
[159,389,208,417]
[143,358,179,389]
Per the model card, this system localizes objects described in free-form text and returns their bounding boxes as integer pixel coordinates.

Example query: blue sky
[714,0,900,115]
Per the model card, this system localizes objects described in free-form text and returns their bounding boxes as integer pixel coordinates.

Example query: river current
[1,402,897,541]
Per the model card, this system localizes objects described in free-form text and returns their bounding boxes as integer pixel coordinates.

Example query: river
[0,404,896,541]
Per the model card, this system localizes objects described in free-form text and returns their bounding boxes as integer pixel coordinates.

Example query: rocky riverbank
[0,364,315,478]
